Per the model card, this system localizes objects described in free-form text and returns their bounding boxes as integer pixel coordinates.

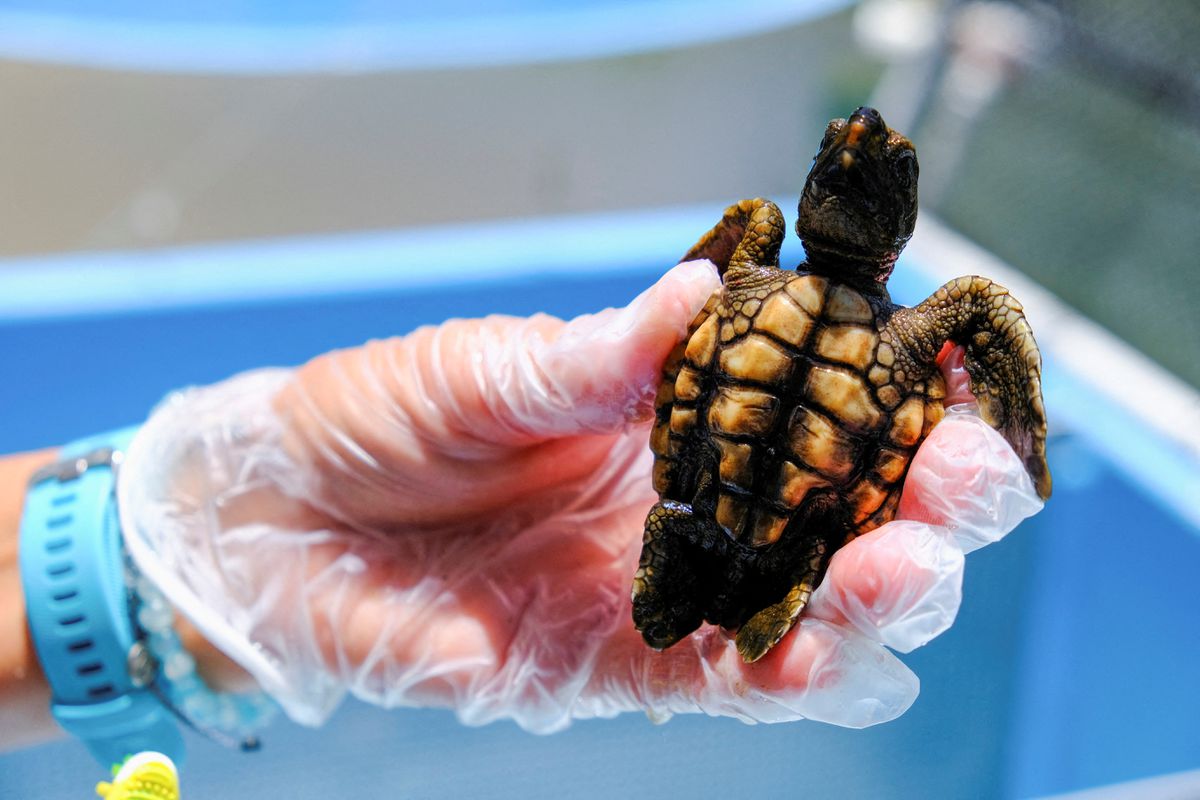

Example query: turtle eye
[893,149,918,184]
[816,119,845,158]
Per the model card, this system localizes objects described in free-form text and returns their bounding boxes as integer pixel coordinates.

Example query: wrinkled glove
[118,260,1043,733]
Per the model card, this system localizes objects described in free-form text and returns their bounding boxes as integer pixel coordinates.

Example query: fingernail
[675,258,721,286]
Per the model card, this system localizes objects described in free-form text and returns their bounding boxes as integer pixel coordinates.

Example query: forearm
[0,449,60,751]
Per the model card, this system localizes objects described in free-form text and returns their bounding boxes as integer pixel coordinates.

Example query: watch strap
[19,427,184,765]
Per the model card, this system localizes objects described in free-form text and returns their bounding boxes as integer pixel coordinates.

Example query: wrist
[18,428,276,763]
[0,449,59,751]
[175,615,256,694]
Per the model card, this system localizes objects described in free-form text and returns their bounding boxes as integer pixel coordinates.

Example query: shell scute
[674,366,704,402]
[752,291,815,346]
[749,509,788,546]
[716,494,750,534]
[716,437,754,488]
[815,324,879,371]
[848,479,890,523]
[685,315,720,365]
[887,396,925,447]
[707,386,779,436]
[805,365,885,432]
[776,460,829,509]
[718,333,795,384]
[787,406,858,481]
[669,406,698,437]
[783,275,827,316]
[871,446,910,484]
[825,284,874,323]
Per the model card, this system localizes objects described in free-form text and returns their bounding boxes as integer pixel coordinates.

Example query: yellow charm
[95,751,180,800]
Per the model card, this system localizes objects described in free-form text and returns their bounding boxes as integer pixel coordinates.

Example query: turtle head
[796,107,918,285]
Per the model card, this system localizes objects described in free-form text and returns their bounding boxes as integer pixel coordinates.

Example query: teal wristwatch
[19,427,184,766]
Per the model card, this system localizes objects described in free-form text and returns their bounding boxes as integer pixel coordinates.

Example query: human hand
[118,260,1043,733]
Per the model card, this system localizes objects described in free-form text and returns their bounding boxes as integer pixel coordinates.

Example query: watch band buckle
[30,446,124,486]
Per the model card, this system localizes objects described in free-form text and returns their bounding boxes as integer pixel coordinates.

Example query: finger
[456,259,722,443]
[279,328,627,526]
[807,520,965,652]
[592,618,918,729]
[936,344,975,406]
[191,525,518,726]
[275,261,718,525]
[283,257,717,454]
[899,413,1044,553]
[304,483,656,722]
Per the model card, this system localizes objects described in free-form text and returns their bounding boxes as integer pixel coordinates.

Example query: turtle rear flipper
[632,500,726,650]
[735,536,829,663]
[889,276,1051,499]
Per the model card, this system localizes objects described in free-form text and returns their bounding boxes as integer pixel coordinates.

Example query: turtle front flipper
[887,276,1051,499]
[681,197,785,278]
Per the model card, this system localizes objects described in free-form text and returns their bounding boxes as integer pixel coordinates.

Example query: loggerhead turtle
[632,106,1051,663]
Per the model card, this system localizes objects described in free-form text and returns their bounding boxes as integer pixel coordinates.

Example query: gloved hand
[118,259,1044,733]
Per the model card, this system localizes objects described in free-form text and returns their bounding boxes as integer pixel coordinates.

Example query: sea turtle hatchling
[632,106,1051,664]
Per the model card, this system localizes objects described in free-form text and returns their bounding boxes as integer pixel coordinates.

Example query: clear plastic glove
[118,260,1044,734]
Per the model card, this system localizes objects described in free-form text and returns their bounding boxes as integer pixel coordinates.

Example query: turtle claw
[1027,454,1052,501]
[636,615,694,652]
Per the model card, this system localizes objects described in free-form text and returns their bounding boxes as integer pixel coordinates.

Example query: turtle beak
[843,118,870,148]
[828,107,888,172]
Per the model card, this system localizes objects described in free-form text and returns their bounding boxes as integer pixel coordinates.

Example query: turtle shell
[650,272,947,547]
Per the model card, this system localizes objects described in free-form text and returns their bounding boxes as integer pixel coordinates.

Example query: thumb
[591,619,918,728]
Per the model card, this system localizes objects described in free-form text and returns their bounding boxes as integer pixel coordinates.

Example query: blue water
[0,227,1197,797]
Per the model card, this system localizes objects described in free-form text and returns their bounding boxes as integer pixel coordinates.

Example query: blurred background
[1,1,1198,798]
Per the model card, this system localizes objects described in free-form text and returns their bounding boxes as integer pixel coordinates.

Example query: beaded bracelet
[126,559,278,751]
